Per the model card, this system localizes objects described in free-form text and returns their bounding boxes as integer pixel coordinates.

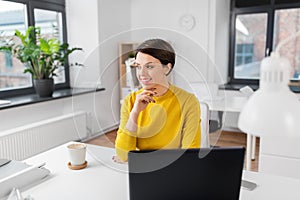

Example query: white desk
[203,96,248,113]
[20,142,300,199]
[203,96,256,170]
[22,143,128,200]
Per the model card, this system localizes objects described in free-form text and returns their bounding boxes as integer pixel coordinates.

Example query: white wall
[67,0,133,127]
[0,93,115,137]
[131,0,209,88]
[209,0,230,84]
[65,0,132,132]
[66,0,101,88]
[130,0,230,89]
[97,0,132,123]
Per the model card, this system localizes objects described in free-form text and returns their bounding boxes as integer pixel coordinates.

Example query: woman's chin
[141,84,155,90]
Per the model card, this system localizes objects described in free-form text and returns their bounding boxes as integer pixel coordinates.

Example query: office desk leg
[251,136,256,160]
[246,133,252,171]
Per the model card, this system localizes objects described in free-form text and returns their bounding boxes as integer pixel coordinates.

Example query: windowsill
[0,87,105,110]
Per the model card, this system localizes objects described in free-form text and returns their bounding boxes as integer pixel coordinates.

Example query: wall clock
[179,14,195,31]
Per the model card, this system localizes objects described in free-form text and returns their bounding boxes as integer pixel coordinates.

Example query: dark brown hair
[135,39,175,69]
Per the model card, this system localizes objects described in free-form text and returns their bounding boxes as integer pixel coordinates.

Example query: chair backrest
[200,101,210,148]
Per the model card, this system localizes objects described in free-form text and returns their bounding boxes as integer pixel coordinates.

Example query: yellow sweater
[115,84,201,161]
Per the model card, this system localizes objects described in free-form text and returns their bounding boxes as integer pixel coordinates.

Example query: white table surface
[202,96,248,113]
[21,142,300,200]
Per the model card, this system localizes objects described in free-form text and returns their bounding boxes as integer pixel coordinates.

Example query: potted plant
[0,26,82,97]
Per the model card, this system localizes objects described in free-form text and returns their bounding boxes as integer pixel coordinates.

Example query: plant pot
[33,79,54,97]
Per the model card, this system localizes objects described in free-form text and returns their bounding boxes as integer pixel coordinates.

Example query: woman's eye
[136,65,154,70]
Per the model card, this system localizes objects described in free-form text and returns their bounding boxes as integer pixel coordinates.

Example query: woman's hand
[132,89,156,114]
[125,88,156,133]
[112,155,127,164]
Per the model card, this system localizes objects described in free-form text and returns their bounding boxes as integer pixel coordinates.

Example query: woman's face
[135,52,171,90]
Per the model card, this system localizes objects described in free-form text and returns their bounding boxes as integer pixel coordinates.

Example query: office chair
[190,82,223,134]
[200,102,210,148]
[209,111,223,133]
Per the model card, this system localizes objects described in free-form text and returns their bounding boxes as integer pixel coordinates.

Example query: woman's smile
[139,77,152,85]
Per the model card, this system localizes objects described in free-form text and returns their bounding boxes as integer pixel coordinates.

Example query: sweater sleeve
[181,94,201,148]
[115,95,137,162]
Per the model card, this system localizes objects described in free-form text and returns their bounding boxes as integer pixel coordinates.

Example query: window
[274,8,300,80]
[233,13,267,80]
[0,1,31,91]
[236,44,251,66]
[34,8,65,84]
[229,0,300,85]
[5,51,12,68]
[0,0,68,97]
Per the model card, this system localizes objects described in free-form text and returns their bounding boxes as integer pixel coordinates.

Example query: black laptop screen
[128,147,245,200]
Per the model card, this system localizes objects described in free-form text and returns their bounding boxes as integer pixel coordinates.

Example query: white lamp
[238,49,300,137]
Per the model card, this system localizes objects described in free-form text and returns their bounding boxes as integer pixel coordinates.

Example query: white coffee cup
[67,143,87,166]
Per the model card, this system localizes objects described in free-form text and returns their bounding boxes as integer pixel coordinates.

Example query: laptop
[128,147,245,200]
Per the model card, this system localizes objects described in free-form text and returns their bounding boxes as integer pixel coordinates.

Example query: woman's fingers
[112,155,127,164]
[133,89,156,113]
[138,93,155,103]
[143,89,157,97]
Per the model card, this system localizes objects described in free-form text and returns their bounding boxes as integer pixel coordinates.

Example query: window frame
[228,0,300,86]
[0,0,69,98]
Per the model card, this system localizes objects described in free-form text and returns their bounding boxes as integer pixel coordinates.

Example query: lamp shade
[238,53,300,138]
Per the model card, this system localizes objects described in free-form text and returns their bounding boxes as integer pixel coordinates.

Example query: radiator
[0,111,87,161]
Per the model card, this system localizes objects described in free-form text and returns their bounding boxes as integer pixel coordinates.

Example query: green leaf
[15,30,26,44]
[0,46,12,52]
[48,38,60,53]
[40,38,50,54]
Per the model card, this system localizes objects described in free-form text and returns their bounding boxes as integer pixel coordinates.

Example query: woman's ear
[164,63,172,75]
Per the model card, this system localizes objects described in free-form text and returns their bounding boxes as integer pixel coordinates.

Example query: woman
[114,38,201,162]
